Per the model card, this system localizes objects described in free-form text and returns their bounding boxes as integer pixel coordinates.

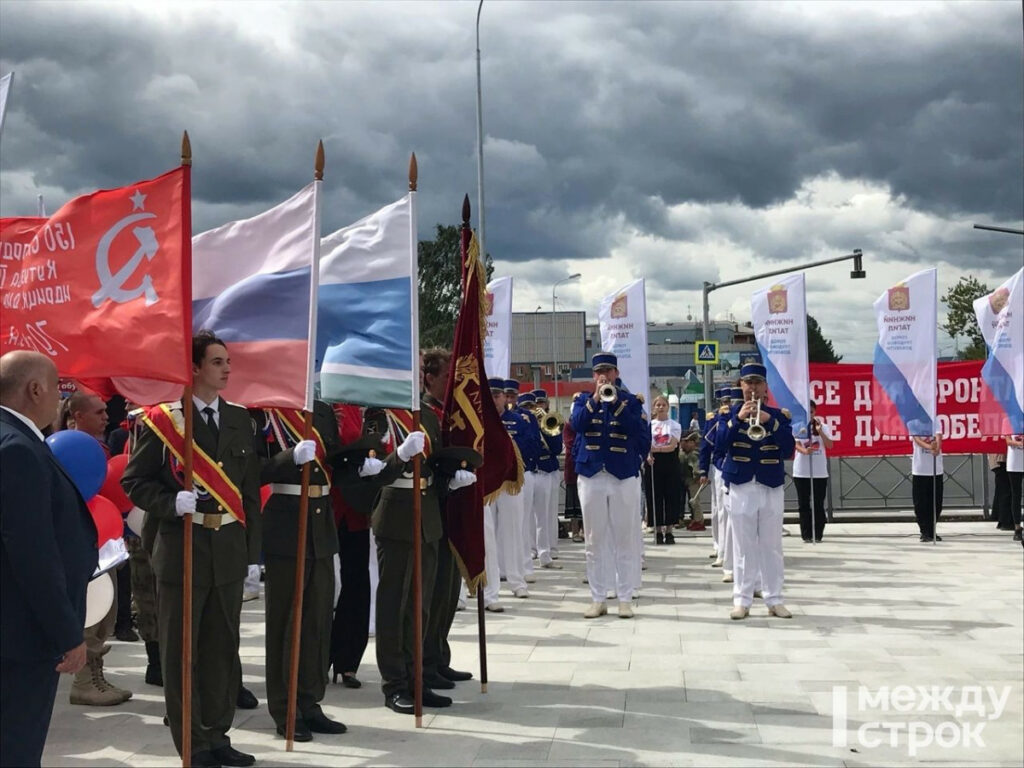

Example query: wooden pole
[285,142,324,749]
[180,131,193,768]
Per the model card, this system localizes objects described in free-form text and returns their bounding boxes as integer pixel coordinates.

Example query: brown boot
[70,657,125,706]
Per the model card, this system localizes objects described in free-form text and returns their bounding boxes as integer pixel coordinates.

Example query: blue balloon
[45,430,108,501]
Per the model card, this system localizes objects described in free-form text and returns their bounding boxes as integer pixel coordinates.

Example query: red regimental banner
[809,361,1001,456]
[0,167,190,383]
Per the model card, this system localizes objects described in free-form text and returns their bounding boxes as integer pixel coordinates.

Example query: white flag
[973,268,1024,435]
[0,72,12,137]
[483,276,513,380]
[598,278,650,414]
[751,273,810,436]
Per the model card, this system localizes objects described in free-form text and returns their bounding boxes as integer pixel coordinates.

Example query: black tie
[203,406,219,442]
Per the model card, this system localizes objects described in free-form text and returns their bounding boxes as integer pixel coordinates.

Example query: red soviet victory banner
[0,167,191,383]
[442,221,523,591]
[808,361,1002,457]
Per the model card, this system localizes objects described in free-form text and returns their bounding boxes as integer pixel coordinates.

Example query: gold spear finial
[409,152,418,192]
[315,140,325,181]
[181,131,192,167]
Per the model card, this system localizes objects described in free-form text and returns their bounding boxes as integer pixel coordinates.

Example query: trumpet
[540,411,565,436]
[598,383,617,403]
[745,396,767,442]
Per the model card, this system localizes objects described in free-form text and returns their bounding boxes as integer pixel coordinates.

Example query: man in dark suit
[1,350,98,767]
[122,331,261,768]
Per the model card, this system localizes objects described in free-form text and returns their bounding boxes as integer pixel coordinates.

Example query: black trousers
[115,557,133,632]
[912,474,944,538]
[643,453,682,527]
[992,465,1012,528]
[0,657,60,767]
[794,477,828,542]
[330,526,370,676]
[1008,471,1023,528]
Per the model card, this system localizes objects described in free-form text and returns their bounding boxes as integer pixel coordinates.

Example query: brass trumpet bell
[541,411,565,436]
[598,383,617,403]
[746,398,767,442]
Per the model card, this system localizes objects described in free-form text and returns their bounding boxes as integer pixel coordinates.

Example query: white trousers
[496,487,527,592]
[368,533,379,635]
[521,471,537,576]
[716,471,734,570]
[579,471,642,603]
[728,480,784,608]
[709,467,720,554]
[534,471,558,565]
[483,501,501,605]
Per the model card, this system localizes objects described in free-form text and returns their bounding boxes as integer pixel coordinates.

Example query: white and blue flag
[973,268,1023,435]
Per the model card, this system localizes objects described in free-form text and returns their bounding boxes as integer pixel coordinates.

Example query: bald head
[0,351,61,429]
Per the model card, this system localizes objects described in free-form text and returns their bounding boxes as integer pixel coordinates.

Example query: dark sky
[1,1,1021,359]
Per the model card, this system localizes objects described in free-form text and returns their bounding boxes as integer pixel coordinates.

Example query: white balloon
[84,572,114,629]
[126,506,146,537]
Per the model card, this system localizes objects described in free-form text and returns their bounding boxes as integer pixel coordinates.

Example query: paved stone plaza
[43,522,1022,767]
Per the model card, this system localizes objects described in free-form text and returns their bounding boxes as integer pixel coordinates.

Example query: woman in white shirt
[1006,435,1023,543]
[644,395,683,544]
[911,433,944,542]
[792,402,833,542]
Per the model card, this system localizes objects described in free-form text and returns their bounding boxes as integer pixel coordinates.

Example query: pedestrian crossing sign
[695,341,719,365]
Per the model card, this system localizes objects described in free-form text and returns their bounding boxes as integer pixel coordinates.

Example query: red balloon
[260,484,272,510]
[88,495,124,547]
[100,454,133,514]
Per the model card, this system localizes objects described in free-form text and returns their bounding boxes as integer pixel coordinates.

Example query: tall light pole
[552,272,582,411]
[475,0,486,261]
[701,249,866,415]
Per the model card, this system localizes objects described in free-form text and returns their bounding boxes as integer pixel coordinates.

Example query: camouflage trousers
[127,535,159,642]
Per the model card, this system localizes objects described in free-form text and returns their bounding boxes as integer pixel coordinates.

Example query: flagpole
[179,131,194,768]
[285,141,324,749]
[410,155,425,728]
[463,195,488,694]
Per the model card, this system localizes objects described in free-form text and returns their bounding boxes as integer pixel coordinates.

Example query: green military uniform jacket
[121,398,261,586]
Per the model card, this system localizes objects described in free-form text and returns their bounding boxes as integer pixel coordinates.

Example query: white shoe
[711,558,724,568]
[768,604,793,619]
[606,590,617,600]
[730,605,749,620]
[541,561,563,570]
[485,601,504,613]
[456,598,467,611]
[618,602,634,619]
[242,589,260,603]
[583,602,607,619]
[782,527,792,537]
[722,571,733,583]
[513,588,530,599]
[524,573,536,583]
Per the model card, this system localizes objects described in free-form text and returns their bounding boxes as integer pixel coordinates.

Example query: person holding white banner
[910,434,944,542]
[716,364,795,621]
[570,353,650,619]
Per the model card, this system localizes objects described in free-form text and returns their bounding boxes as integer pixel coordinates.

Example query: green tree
[941,275,989,360]
[807,314,842,363]
[418,224,493,349]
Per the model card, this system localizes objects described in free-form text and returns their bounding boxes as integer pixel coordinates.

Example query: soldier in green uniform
[253,400,389,741]
[679,431,706,530]
[121,331,261,768]
[365,398,478,715]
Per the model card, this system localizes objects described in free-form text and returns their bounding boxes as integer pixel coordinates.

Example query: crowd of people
[2,340,1022,768]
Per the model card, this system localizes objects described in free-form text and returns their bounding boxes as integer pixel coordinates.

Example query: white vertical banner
[751,273,811,436]
[483,276,513,379]
[973,267,1024,435]
[0,72,12,137]
[598,278,650,415]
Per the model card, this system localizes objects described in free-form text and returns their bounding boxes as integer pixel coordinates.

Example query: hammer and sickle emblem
[91,212,160,308]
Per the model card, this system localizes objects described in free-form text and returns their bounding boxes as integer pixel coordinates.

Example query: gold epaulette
[636,394,645,404]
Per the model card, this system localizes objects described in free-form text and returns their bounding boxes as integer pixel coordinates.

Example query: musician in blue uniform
[531,389,564,569]
[699,387,728,563]
[716,364,795,620]
[570,353,651,619]
[513,389,544,583]
[495,381,531,598]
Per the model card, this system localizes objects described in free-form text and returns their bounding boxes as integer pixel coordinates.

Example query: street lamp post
[700,249,865,415]
[552,273,582,412]
[475,0,486,260]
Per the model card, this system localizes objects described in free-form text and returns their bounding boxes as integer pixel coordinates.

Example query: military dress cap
[729,387,744,400]
[516,392,536,406]
[714,387,728,400]
[488,377,506,392]
[503,379,520,394]
[531,389,548,401]
[684,431,702,442]
[740,363,767,381]
[428,446,483,475]
[591,352,618,370]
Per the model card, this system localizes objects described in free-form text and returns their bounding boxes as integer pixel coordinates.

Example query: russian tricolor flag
[973,268,1023,435]
[316,193,418,409]
[872,268,937,437]
[191,181,321,410]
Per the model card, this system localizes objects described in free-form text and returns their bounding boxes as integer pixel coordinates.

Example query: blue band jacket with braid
[715,402,796,488]
[569,388,651,480]
[537,428,562,473]
[503,406,543,472]
[698,413,719,476]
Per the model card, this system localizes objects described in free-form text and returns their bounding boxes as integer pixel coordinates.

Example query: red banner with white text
[809,361,1003,457]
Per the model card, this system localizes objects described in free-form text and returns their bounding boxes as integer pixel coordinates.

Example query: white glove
[397,431,426,462]
[175,491,197,517]
[358,457,385,477]
[293,440,317,465]
[448,469,477,492]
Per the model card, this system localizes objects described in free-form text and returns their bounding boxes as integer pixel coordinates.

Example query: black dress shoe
[385,692,415,715]
[655,532,664,545]
[190,750,221,768]
[305,711,347,734]
[421,688,452,708]
[440,667,472,682]
[664,532,675,545]
[276,721,313,742]
[210,745,255,767]
[1013,529,1023,541]
[236,686,258,710]
[423,674,455,690]
[114,626,140,642]
[341,673,361,688]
